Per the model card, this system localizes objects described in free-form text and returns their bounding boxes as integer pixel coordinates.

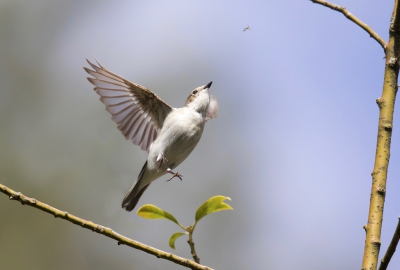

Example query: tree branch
[311,0,387,50]
[391,0,400,32]
[378,217,400,270]
[188,230,200,264]
[0,183,214,270]
[310,1,400,269]
[360,1,400,269]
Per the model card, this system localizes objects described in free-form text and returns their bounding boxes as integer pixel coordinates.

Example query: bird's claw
[166,168,183,182]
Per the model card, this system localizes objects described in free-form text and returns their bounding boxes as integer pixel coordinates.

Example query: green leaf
[195,196,233,222]
[137,204,179,225]
[168,232,188,249]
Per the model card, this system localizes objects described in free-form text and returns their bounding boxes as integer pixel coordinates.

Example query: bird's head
[185,81,213,114]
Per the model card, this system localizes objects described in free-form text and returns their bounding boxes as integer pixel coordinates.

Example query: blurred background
[0,0,399,269]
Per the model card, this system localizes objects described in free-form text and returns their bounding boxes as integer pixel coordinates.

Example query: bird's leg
[166,168,183,182]
[156,153,168,171]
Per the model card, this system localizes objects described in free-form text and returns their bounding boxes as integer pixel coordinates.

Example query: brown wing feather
[84,59,173,152]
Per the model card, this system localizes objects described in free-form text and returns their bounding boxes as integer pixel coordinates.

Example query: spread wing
[84,59,173,152]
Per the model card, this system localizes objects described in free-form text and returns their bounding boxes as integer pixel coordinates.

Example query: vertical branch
[361,1,400,269]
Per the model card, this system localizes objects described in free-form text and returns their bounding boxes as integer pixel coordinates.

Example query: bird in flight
[84,60,218,211]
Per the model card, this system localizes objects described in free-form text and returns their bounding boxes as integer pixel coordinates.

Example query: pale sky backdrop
[1,1,399,269]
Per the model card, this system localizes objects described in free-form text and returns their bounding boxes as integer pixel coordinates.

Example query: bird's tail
[121,161,150,212]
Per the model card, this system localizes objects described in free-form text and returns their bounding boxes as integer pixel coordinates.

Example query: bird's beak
[204,81,213,89]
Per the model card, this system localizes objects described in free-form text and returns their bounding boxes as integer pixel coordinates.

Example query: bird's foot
[156,153,168,171]
[166,168,183,182]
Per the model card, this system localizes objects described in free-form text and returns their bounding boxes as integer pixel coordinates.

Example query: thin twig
[311,0,387,49]
[378,217,400,270]
[188,230,200,263]
[0,183,213,270]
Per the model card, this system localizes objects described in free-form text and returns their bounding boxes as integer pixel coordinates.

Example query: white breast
[147,107,205,171]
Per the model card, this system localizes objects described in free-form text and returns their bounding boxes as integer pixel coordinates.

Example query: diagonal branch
[311,0,387,50]
[0,183,214,270]
[378,217,400,270]
[391,0,400,31]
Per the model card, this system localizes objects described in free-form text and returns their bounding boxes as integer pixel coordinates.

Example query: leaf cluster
[137,195,232,250]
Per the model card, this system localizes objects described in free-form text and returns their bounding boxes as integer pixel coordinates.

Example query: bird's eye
[192,90,198,95]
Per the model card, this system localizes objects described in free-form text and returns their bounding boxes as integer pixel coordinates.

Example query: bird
[84,59,218,211]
